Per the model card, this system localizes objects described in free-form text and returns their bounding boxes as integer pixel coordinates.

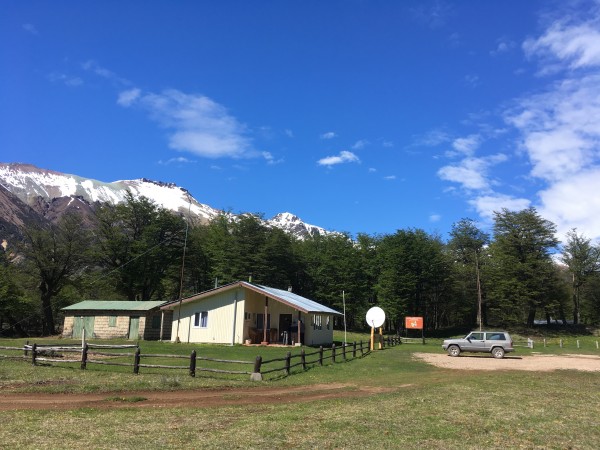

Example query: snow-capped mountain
[0,163,329,240]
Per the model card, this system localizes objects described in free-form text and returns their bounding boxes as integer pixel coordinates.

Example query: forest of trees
[2,195,600,337]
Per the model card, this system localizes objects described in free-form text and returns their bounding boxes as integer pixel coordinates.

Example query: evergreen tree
[95,192,185,301]
[486,208,561,326]
[561,229,600,324]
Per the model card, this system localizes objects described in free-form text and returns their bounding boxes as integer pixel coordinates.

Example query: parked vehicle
[442,331,514,358]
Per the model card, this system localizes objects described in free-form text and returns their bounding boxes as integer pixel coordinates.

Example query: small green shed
[61,301,172,340]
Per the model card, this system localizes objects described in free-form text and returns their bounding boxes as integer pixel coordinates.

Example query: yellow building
[163,281,341,346]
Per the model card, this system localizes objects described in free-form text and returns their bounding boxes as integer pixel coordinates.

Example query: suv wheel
[447,345,461,357]
[491,347,505,359]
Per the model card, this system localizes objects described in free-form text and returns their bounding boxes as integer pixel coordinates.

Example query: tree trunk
[527,307,536,327]
[572,284,580,325]
[40,290,55,336]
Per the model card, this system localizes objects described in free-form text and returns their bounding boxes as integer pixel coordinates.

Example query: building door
[279,314,293,344]
[72,316,95,339]
[128,316,140,340]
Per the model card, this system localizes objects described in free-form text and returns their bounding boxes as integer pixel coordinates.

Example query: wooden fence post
[285,351,291,375]
[353,341,357,358]
[319,346,323,366]
[251,355,263,381]
[332,344,336,363]
[189,350,197,377]
[31,343,37,366]
[342,342,347,361]
[301,348,306,370]
[81,343,88,370]
[133,347,141,374]
[24,340,29,357]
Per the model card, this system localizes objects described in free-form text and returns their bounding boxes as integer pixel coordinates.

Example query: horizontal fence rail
[0,336,403,381]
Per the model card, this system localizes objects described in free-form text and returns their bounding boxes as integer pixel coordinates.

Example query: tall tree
[486,208,560,327]
[448,218,490,330]
[376,229,451,331]
[95,192,185,301]
[21,213,92,334]
[561,229,600,324]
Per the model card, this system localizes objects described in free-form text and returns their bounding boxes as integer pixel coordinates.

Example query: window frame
[193,311,209,328]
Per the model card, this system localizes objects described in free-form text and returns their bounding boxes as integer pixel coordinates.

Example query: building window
[194,311,208,328]
[108,316,117,327]
[256,313,270,330]
[151,315,161,329]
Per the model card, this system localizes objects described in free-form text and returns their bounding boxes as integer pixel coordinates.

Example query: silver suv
[442,331,514,359]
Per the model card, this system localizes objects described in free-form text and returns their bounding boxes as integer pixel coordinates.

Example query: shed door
[128,316,140,340]
[73,316,95,339]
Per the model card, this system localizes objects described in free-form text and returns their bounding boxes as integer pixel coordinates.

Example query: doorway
[279,314,293,344]
[128,316,140,340]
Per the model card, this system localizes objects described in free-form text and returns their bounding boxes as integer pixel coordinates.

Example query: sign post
[405,316,424,343]
[366,307,386,351]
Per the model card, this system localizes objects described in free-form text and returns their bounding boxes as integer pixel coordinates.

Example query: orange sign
[405,317,423,330]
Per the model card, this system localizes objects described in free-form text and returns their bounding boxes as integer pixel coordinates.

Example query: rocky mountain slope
[0,163,329,241]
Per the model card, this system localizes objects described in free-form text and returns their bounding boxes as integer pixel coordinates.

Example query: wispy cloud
[317,150,360,167]
[47,72,83,87]
[119,88,257,159]
[262,151,284,165]
[429,214,441,223]
[158,156,196,165]
[352,139,370,150]
[464,74,480,88]
[22,23,38,35]
[410,128,452,147]
[320,131,337,140]
[490,37,516,56]
[410,1,454,29]
[383,175,396,180]
[83,60,130,85]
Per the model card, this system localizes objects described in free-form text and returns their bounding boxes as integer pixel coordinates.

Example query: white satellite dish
[366,306,386,328]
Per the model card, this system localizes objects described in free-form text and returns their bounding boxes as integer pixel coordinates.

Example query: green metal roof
[62,301,166,312]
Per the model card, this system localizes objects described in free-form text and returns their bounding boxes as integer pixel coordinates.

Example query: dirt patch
[0,383,399,411]
[414,352,600,372]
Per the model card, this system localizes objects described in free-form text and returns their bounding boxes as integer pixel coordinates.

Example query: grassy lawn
[1,333,600,449]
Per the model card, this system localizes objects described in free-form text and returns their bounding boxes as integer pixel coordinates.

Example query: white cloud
[320,131,337,140]
[429,214,441,222]
[468,194,531,221]
[411,129,451,147]
[22,23,38,35]
[465,74,480,87]
[538,168,600,238]
[262,151,283,165]
[490,37,515,56]
[317,150,360,166]
[383,175,396,180]
[119,88,256,159]
[284,129,294,138]
[437,154,507,190]
[117,88,141,107]
[352,139,370,150]
[82,60,129,85]
[524,20,600,71]
[47,72,83,87]
[451,134,481,156]
[158,157,196,165]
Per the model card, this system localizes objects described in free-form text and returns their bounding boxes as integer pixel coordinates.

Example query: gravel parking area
[413,352,600,372]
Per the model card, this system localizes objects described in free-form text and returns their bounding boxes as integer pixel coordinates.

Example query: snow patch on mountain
[0,163,334,239]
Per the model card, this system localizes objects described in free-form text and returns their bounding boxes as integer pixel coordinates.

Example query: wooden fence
[0,336,401,381]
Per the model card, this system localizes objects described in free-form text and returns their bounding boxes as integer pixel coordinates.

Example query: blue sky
[3,1,600,241]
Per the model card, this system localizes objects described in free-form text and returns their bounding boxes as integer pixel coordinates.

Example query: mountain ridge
[0,162,330,240]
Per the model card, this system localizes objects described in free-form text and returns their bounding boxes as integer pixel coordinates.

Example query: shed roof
[62,301,166,312]
[161,281,342,316]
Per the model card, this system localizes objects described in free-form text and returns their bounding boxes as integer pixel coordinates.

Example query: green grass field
[1,332,600,449]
